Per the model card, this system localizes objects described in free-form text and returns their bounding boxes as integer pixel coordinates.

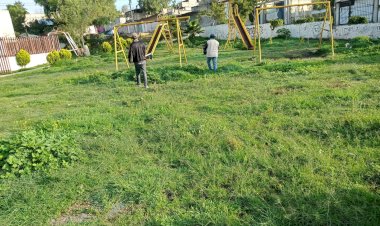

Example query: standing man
[128,33,148,88]
[203,34,219,72]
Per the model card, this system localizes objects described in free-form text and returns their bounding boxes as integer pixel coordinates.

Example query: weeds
[0,38,379,225]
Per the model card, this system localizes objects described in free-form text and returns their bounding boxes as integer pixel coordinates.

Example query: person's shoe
[144,86,149,89]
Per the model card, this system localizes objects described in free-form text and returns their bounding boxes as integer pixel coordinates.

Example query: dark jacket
[203,43,208,55]
[128,40,146,63]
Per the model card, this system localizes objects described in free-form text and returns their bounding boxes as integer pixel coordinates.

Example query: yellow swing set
[113,16,190,71]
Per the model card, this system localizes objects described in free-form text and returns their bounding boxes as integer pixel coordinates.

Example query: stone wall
[201,22,380,40]
[8,53,49,71]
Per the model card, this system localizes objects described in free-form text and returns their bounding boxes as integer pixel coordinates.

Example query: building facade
[0,10,16,38]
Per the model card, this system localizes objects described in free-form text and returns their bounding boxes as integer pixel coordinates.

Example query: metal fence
[338,0,375,25]
[0,35,60,74]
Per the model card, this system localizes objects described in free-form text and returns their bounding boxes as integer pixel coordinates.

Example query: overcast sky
[0,0,181,14]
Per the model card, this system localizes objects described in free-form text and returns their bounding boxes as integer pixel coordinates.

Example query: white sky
[0,0,182,14]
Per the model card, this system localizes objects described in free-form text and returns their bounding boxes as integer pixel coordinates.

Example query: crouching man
[203,34,219,72]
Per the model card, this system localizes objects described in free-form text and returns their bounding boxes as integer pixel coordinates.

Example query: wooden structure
[0,36,60,74]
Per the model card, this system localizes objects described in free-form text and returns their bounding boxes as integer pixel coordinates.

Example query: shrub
[351,36,372,48]
[16,49,31,67]
[348,16,368,24]
[126,38,133,48]
[117,37,128,49]
[184,38,194,48]
[295,16,314,24]
[102,41,112,52]
[277,28,291,39]
[47,50,60,65]
[0,129,84,178]
[270,19,284,30]
[59,49,72,60]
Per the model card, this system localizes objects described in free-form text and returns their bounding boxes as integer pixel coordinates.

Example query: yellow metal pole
[257,2,329,10]
[256,8,262,63]
[119,36,129,68]
[176,19,182,67]
[181,28,188,64]
[319,4,328,48]
[254,11,257,54]
[114,27,118,71]
[328,1,335,56]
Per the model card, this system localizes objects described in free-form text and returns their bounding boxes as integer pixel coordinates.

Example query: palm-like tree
[185,20,204,39]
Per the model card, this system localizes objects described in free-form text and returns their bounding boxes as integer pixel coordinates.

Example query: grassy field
[0,38,379,225]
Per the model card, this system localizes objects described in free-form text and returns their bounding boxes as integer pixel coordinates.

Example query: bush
[47,50,60,65]
[59,49,72,60]
[270,19,284,30]
[277,28,291,39]
[126,38,133,48]
[0,129,84,178]
[117,37,128,49]
[348,16,368,24]
[102,41,112,52]
[295,16,315,24]
[16,49,31,67]
[351,36,372,48]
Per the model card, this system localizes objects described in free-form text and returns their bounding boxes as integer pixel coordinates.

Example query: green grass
[0,38,379,225]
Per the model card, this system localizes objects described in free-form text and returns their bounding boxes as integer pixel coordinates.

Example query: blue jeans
[207,57,217,72]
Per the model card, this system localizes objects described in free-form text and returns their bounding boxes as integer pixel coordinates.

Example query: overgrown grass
[0,38,379,225]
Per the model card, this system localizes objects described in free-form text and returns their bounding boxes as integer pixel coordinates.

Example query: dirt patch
[284,48,328,59]
[50,202,97,225]
[106,202,144,222]
[327,81,351,88]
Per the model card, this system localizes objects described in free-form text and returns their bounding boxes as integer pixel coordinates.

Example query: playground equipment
[254,1,335,63]
[224,0,254,50]
[48,31,81,56]
[113,16,189,71]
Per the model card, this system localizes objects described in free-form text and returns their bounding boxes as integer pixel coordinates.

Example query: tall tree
[121,5,129,14]
[34,0,58,17]
[7,1,28,34]
[204,0,262,24]
[35,0,118,46]
[233,0,257,22]
[138,0,171,14]
[200,0,226,24]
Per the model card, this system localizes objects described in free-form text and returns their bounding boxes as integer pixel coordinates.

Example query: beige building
[25,13,47,24]
[0,10,16,37]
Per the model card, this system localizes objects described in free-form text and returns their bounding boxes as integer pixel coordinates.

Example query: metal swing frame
[113,16,189,71]
[254,1,335,62]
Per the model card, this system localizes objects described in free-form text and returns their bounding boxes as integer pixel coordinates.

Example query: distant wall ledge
[8,53,48,71]
[201,22,380,40]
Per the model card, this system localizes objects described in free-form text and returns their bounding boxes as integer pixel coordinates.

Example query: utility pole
[129,0,134,21]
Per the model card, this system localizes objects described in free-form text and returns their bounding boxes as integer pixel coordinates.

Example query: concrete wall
[8,53,48,71]
[201,22,380,40]
[0,10,16,38]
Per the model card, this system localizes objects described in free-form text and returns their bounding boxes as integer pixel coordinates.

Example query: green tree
[27,19,55,35]
[208,0,227,24]
[185,20,204,39]
[36,0,118,46]
[7,1,28,34]
[233,0,257,22]
[34,0,58,17]
[138,0,171,14]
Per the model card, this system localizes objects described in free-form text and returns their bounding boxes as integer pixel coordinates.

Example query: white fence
[201,22,380,40]
[118,22,158,34]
